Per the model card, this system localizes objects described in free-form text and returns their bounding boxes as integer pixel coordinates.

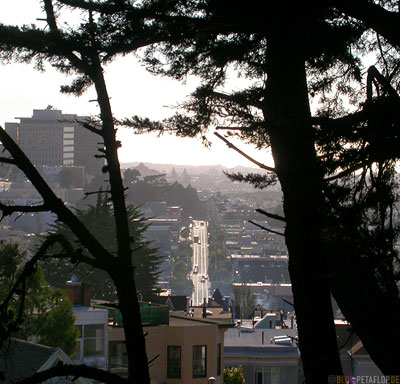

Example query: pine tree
[0,242,78,356]
[122,1,400,378]
[44,193,162,302]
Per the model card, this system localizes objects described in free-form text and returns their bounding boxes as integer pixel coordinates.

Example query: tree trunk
[113,266,150,384]
[263,15,343,382]
[91,61,150,383]
[329,250,400,375]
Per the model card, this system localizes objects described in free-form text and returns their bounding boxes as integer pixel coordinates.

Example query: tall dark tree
[0,1,172,382]
[122,1,400,380]
[44,193,162,302]
[1,1,400,383]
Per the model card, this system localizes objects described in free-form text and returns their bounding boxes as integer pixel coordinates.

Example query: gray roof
[224,328,299,357]
[0,339,57,383]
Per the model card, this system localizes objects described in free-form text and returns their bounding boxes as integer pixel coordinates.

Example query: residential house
[66,277,108,371]
[164,296,190,311]
[0,338,90,384]
[224,327,300,384]
[105,303,233,384]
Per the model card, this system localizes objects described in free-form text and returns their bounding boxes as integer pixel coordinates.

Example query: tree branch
[335,0,400,48]
[248,220,284,236]
[0,235,61,310]
[211,90,263,110]
[15,363,129,384]
[0,234,65,348]
[43,0,59,32]
[324,161,373,183]
[214,132,275,172]
[0,157,16,165]
[256,208,286,222]
[216,126,246,131]
[0,202,49,218]
[367,65,400,101]
[0,126,113,268]
[82,122,103,136]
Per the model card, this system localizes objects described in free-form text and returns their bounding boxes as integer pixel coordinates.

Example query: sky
[0,1,274,169]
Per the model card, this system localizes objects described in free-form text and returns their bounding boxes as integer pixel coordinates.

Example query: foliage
[233,284,255,319]
[56,167,84,189]
[34,290,79,356]
[0,0,174,381]
[44,193,162,301]
[123,168,141,184]
[0,242,78,355]
[224,366,245,384]
[207,219,231,294]
[170,242,193,296]
[83,169,203,218]
[124,1,400,377]
[1,0,400,382]
[224,172,278,190]
[127,179,202,219]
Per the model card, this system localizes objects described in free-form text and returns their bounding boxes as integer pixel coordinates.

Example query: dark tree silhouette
[1,1,400,383]
[0,1,173,382]
[44,193,162,302]
[121,1,400,380]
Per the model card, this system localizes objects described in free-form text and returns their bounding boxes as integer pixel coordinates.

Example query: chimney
[66,275,81,305]
[202,298,207,318]
[82,282,92,306]
[222,296,230,312]
[66,275,91,306]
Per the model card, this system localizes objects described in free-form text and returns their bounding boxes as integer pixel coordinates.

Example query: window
[76,324,105,358]
[217,343,221,376]
[84,339,104,357]
[193,345,207,378]
[167,346,181,379]
[255,367,280,384]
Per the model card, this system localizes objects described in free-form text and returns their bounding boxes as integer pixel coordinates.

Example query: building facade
[5,107,101,175]
[224,328,300,384]
[108,310,231,384]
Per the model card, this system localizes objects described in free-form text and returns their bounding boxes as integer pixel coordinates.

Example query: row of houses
[1,276,383,384]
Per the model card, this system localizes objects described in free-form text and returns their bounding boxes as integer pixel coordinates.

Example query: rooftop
[0,339,57,383]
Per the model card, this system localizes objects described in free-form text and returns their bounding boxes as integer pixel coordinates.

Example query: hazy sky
[0,1,274,169]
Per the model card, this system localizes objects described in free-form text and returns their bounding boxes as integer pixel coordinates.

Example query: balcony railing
[93,302,169,327]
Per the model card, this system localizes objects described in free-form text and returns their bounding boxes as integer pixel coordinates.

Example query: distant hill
[126,162,161,177]
[121,162,265,176]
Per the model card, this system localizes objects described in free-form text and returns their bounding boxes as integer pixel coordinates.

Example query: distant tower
[170,167,178,182]
[5,108,102,176]
[181,168,191,187]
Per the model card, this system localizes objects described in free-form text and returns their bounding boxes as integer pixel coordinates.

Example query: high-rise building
[5,106,102,175]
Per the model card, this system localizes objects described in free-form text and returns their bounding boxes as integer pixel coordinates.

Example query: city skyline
[0,1,273,169]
